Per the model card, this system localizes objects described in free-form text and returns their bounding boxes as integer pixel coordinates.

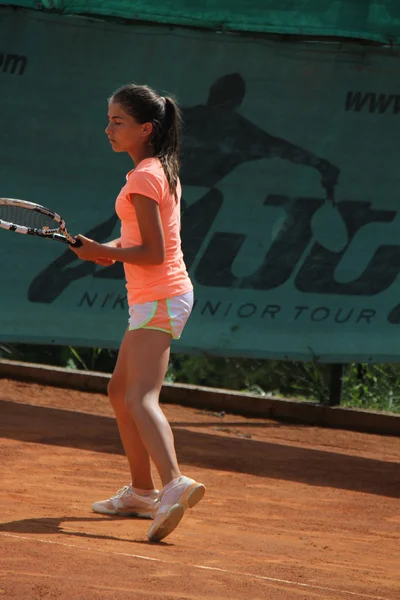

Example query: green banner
[1,8,400,362]
[2,0,400,43]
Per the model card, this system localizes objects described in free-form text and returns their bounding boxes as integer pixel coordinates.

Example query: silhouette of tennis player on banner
[28,73,340,303]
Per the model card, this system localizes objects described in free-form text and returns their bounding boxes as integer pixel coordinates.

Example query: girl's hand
[94,258,116,267]
[92,237,120,265]
[69,235,104,262]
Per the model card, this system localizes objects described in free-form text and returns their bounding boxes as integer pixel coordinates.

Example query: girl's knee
[125,392,141,416]
[125,390,157,417]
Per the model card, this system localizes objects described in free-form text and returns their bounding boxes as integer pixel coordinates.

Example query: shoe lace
[112,485,132,500]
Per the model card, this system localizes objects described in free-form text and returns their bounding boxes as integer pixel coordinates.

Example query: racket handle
[52,233,79,245]
[71,237,83,247]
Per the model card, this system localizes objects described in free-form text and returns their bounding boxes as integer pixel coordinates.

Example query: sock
[131,486,159,497]
[162,475,188,493]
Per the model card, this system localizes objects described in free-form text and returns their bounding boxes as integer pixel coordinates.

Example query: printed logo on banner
[28,74,400,326]
[0,51,27,75]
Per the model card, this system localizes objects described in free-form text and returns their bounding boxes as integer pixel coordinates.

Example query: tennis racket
[0,198,82,246]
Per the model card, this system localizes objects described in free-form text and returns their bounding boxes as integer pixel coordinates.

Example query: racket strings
[0,205,59,232]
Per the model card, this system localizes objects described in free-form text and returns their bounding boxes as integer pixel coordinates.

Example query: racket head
[0,197,76,244]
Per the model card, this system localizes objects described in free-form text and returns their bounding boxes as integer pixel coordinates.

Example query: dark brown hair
[110,84,182,198]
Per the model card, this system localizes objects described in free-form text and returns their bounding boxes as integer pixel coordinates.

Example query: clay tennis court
[0,378,399,599]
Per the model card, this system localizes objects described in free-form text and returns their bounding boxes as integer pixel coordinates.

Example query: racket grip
[71,237,83,247]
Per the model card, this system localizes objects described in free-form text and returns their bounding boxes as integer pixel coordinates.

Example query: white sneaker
[92,485,160,519]
[147,476,205,542]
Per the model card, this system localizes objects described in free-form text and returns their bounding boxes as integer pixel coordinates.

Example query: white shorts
[128,291,194,340]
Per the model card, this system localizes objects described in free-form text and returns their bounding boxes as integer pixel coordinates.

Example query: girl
[70,83,205,542]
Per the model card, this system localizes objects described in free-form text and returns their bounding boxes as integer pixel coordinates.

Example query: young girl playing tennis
[70,83,205,542]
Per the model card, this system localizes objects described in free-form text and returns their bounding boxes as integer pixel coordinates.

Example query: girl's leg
[118,326,205,541]
[123,328,181,487]
[108,330,155,490]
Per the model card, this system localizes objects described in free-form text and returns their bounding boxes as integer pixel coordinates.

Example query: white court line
[0,532,391,600]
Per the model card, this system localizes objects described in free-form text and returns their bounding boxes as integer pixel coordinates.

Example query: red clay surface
[0,378,399,600]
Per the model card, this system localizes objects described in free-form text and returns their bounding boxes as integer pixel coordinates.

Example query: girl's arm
[70,195,165,266]
[105,237,122,248]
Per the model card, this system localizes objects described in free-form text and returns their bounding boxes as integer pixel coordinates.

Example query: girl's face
[105,102,152,154]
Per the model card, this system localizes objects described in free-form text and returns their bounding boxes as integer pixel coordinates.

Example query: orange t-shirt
[115,157,193,305]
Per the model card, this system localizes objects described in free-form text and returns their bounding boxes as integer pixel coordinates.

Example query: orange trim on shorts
[128,292,193,340]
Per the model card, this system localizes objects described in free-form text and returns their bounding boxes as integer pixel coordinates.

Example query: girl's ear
[142,122,153,138]
[206,73,246,110]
